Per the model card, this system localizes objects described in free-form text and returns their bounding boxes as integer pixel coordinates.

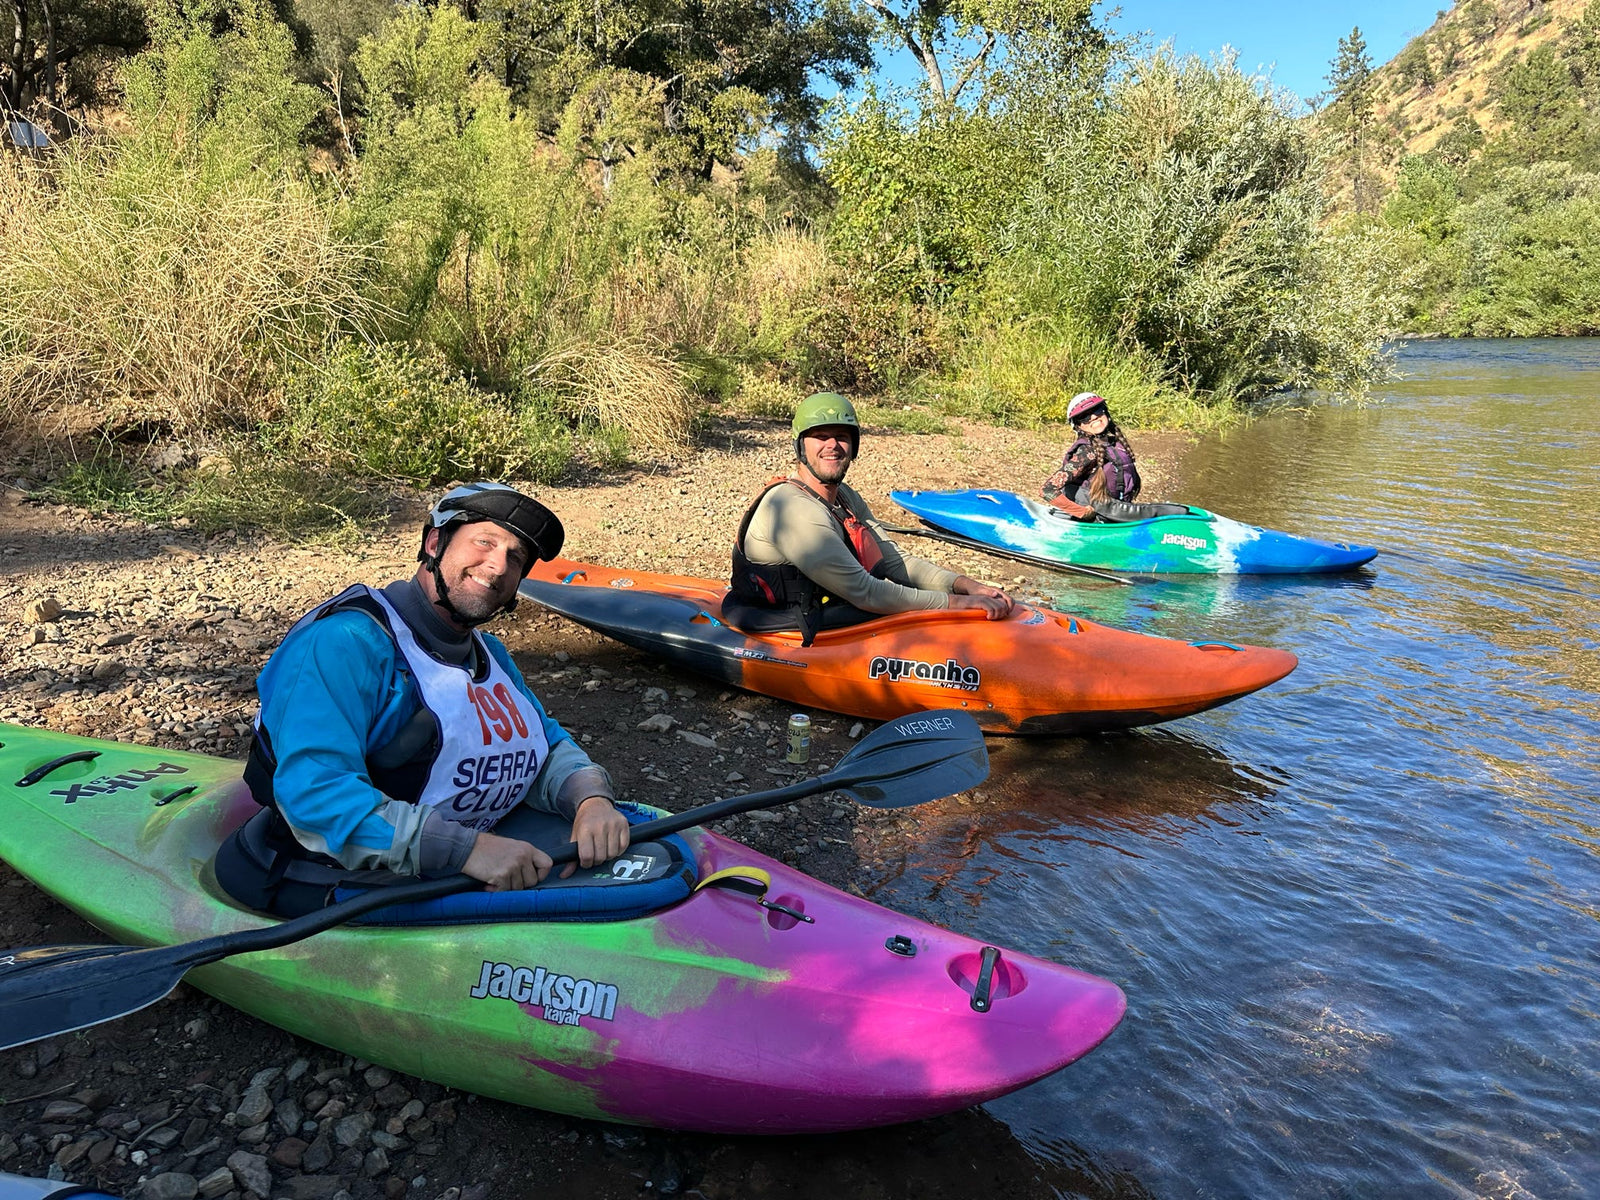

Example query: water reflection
[865,729,1287,930]
[864,340,1600,1199]
[1038,572,1378,644]
[663,1103,1162,1200]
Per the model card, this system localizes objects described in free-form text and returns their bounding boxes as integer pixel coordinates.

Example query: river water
[866,339,1600,1197]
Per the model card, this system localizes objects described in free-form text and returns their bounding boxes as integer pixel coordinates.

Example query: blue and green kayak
[891,489,1378,575]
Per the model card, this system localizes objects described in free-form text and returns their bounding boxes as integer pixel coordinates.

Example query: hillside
[1317,0,1593,207]
[1370,0,1587,157]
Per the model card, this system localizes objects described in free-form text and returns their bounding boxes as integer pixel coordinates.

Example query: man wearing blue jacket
[216,483,630,916]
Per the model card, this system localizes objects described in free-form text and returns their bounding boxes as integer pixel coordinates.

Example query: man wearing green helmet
[727,392,1012,645]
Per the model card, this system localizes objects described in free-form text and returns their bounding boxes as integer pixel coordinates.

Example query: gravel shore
[0,413,1183,1199]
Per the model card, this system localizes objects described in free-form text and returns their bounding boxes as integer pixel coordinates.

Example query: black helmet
[421,482,564,575]
[417,483,563,627]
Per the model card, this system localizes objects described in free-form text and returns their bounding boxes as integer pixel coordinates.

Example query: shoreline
[0,415,1187,1200]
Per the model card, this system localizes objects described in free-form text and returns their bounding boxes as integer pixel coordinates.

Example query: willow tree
[860,0,1098,107]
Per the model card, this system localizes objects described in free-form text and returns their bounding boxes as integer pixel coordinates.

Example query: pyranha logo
[469,960,620,1026]
[1160,533,1207,551]
[51,762,189,804]
[868,655,981,691]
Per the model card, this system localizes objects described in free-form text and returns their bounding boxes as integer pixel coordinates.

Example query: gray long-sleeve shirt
[739,481,958,613]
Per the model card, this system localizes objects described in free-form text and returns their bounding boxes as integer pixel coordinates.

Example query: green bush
[822,91,1025,305]
[1003,51,1399,397]
[344,3,816,424]
[277,343,572,484]
[821,48,1400,408]
[1385,161,1600,335]
[939,312,1199,428]
[797,277,952,391]
[36,449,388,541]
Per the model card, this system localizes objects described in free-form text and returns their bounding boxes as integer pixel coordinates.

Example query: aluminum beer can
[785,713,812,764]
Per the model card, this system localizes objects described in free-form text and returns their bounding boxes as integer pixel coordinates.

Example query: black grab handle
[971,945,1001,1013]
[16,751,102,788]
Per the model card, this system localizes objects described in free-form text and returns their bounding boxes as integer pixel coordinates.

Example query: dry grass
[526,335,695,454]
[744,227,829,308]
[739,227,829,345]
[0,150,378,439]
[1354,0,1587,183]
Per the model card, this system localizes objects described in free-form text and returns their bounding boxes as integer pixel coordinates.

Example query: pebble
[333,1111,373,1148]
[270,1136,309,1168]
[226,1149,272,1195]
[235,1083,273,1126]
[23,596,62,624]
[141,1171,199,1200]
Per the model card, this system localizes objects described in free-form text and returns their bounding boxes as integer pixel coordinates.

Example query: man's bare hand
[950,576,1014,620]
[564,796,632,879]
[464,831,554,891]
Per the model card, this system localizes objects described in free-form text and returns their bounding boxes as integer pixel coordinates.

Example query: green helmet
[791,391,859,457]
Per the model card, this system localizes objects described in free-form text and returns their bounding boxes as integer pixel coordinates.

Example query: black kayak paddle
[878,522,1138,586]
[0,709,988,1051]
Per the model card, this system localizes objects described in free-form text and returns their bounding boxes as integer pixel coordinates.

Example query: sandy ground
[0,412,1187,1200]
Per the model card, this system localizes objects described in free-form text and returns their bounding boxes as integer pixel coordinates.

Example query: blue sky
[860,2,1450,109]
[1109,1,1450,105]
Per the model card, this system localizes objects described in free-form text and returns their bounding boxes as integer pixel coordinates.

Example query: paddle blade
[0,944,187,1050]
[830,710,989,808]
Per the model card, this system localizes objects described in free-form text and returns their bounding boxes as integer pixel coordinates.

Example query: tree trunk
[41,0,56,109]
[6,0,27,111]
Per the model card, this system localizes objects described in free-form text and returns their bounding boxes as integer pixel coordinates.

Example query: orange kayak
[519,559,1298,735]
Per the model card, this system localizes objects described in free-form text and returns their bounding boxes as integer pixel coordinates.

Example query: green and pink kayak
[0,724,1125,1132]
[891,489,1378,574]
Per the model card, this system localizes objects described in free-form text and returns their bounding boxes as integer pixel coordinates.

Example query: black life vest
[727,478,891,645]
[228,590,482,912]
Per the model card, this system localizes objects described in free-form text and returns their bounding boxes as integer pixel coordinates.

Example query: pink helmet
[1068,392,1109,423]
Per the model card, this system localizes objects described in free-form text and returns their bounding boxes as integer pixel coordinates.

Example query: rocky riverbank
[0,413,1185,1200]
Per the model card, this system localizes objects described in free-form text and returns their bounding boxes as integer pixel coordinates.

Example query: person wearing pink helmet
[1042,392,1143,520]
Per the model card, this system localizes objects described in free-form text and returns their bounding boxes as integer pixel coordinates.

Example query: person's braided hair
[1077,418,1137,502]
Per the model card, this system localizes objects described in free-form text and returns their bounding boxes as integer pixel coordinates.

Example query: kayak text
[470,960,619,1025]
[50,761,189,805]
[868,655,981,691]
[733,647,809,669]
[1160,533,1208,551]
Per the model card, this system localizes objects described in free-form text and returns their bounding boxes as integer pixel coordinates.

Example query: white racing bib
[362,588,551,832]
